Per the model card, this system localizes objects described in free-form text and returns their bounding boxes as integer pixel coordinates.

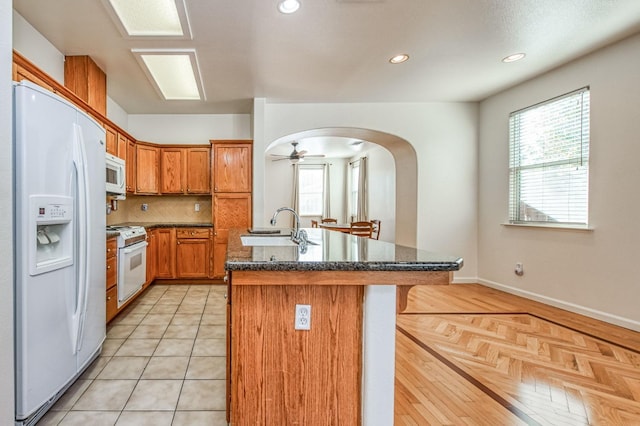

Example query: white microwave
[105,153,126,195]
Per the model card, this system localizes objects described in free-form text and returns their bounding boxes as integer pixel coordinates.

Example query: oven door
[117,240,147,308]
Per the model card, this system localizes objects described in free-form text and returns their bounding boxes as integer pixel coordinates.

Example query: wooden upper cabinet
[160,146,211,195]
[186,147,211,194]
[13,61,55,92]
[63,55,107,116]
[136,144,160,194]
[105,125,118,156]
[213,142,252,193]
[160,148,185,194]
[126,140,136,193]
[117,133,128,161]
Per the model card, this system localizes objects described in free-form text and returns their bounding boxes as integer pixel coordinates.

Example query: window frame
[297,165,325,217]
[508,87,591,229]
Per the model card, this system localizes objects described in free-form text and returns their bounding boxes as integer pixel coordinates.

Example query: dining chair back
[350,221,373,238]
[370,219,381,240]
[321,218,337,224]
[311,220,319,228]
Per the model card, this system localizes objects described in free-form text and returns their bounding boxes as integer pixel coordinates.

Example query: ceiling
[13,0,640,116]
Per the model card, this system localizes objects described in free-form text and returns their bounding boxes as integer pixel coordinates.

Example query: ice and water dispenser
[29,195,74,276]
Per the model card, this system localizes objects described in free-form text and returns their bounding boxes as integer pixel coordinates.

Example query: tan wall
[107,195,212,225]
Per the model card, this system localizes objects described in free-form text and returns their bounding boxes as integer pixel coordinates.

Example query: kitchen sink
[240,235,298,246]
[240,234,320,247]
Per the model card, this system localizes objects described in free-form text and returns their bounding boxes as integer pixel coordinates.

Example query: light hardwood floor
[395,284,640,425]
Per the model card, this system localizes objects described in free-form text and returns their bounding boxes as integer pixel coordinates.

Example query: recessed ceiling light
[132,49,205,100]
[105,0,191,38]
[502,53,526,63]
[389,54,409,64]
[278,0,301,14]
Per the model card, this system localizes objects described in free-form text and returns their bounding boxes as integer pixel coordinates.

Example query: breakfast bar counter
[225,228,463,425]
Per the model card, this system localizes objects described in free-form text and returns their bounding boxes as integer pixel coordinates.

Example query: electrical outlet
[515,262,524,276]
[141,203,148,211]
[295,304,311,330]
[195,203,200,212]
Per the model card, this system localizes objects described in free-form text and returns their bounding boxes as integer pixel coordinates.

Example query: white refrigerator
[13,81,106,425]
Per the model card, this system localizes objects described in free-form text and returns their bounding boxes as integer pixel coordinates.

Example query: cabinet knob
[177,241,181,245]
[107,265,111,270]
[107,296,112,301]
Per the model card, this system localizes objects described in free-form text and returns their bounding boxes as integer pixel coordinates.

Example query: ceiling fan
[270,141,325,163]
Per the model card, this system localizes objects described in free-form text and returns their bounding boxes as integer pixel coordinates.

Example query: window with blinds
[509,87,590,226]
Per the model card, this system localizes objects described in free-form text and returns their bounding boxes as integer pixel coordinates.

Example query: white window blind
[298,166,324,216]
[509,87,590,225]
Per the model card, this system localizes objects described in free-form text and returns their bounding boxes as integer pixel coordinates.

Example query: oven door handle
[122,241,148,254]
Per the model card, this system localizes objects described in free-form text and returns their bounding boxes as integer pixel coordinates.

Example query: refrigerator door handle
[71,123,90,354]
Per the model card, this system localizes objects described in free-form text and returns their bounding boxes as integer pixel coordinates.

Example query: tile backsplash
[107,195,212,225]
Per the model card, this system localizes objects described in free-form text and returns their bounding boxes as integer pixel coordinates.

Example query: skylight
[106,0,191,38]
[132,49,205,100]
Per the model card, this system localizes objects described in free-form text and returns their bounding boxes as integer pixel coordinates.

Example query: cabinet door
[214,144,252,192]
[126,140,136,193]
[160,148,185,194]
[136,145,160,194]
[117,133,128,161]
[105,125,118,156]
[176,238,210,278]
[155,228,176,278]
[213,193,252,278]
[145,230,157,286]
[186,147,211,194]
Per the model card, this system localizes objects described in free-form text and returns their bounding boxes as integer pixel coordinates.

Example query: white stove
[106,225,147,248]
[106,225,148,307]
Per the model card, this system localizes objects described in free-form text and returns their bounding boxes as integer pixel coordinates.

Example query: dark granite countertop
[108,222,213,229]
[225,228,463,272]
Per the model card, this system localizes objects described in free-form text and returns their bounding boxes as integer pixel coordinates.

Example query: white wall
[12,10,64,83]
[128,114,251,144]
[1,0,14,422]
[254,101,478,281]
[363,145,396,243]
[478,33,640,330]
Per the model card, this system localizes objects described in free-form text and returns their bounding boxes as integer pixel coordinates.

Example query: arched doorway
[265,127,418,247]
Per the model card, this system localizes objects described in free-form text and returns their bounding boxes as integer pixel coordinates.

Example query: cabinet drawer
[177,228,211,239]
[106,256,117,289]
[106,286,118,323]
[106,238,117,258]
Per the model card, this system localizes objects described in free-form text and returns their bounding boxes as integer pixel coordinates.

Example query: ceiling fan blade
[272,157,290,161]
[304,154,326,157]
[297,150,308,156]
[270,154,290,158]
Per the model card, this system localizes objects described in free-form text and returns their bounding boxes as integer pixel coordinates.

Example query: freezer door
[14,82,79,420]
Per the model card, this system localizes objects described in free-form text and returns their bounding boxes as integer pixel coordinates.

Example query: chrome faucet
[270,207,307,244]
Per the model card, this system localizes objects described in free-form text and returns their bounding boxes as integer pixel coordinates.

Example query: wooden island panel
[231,283,363,425]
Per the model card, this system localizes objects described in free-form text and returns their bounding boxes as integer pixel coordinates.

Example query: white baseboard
[450,277,478,284]
[478,278,640,333]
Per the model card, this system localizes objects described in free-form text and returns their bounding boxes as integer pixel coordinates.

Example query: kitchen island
[225,228,463,426]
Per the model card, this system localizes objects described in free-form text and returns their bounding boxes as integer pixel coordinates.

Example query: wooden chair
[321,218,337,224]
[370,219,381,240]
[350,221,373,238]
[311,220,318,228]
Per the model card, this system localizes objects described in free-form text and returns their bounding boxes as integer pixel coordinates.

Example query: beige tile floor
[38,284,228,426]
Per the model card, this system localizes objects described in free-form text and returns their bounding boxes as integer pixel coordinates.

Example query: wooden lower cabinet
[106,238,118,323]
[145,229,157,286]
[152,227,213,280]
[176,228,211,278]
[156,228,177,278]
